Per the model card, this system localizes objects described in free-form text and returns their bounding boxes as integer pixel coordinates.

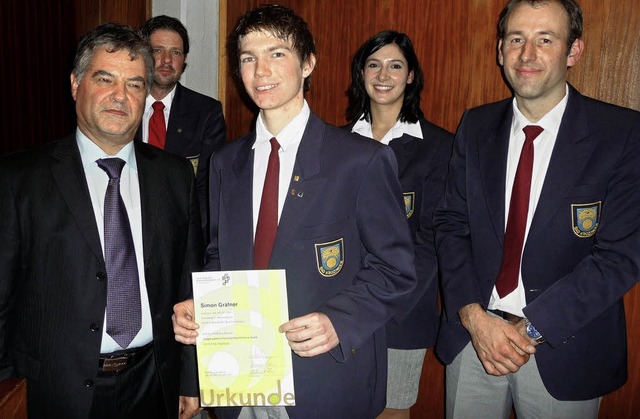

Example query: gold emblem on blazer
[403,192,415,219]
[186,154,200,175]
[315,238,344,277]
[571,201,601,238]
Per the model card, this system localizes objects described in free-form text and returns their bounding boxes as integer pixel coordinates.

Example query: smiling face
[238,30,316,129]
[363,43,414,111]
[149,29,186,91]
[498,0,583,117]
[71,48,147,154]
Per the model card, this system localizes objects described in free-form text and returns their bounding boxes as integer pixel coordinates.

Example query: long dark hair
[346,30,424,124]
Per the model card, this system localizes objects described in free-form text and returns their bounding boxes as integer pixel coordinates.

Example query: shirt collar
[351,114,423,145]
[254,100,311,151]
[76,128,138,172]
[511,84,569,139]
[145,84,177,115]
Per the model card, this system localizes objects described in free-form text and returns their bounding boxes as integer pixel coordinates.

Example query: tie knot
[152,101,165,111]
[269,137,280,152]
[523,125,543,142]
[97,158,126,180]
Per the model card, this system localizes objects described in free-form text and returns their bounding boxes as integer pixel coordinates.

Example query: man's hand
[279,312,339,357]
[179,395,201,419]
[459,303,536,376]
[173,299,199,345]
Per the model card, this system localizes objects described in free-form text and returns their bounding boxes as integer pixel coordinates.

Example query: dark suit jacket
[434,85,640,400]
[348,118,453,349]
[206,113,417,419]
[0,135,203,418]
[137,82,226,234]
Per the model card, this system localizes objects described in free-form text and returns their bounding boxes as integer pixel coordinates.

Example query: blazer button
[89,323,100,332]
[96,271,107,282]
[351,348,357,355]
[84,379,93,388]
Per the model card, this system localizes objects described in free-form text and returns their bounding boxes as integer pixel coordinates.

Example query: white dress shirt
[351,114,423,144]
[251,101,310,239]
[76,130,153,352]
[489,85,569,317]
[141,85,176,144]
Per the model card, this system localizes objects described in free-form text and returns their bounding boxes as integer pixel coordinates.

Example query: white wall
[152,0,220,99]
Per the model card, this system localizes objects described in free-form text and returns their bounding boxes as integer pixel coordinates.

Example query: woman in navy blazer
[345,31,452,418]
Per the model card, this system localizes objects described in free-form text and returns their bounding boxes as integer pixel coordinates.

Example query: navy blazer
[206,113,417,418]
[137,82,226,233]
[0,135,202,417]
[348,118,453,349]
[434,85,640,400]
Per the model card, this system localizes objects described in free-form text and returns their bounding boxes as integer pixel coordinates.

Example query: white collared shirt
[252,101,311,239]
[351,114,423,144]
[489,85,569,317]
[77,130,153,352]
[141,85,177,143]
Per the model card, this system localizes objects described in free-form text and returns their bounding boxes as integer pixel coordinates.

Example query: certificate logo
[403,192,415,219]
[221,273,231,286]
[315,238,344,277]
[571,201,601,238]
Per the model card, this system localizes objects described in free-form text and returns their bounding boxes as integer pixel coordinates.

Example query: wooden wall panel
[222,1,640,418]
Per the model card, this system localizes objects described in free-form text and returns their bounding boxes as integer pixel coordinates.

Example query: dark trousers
[89,346,167,419]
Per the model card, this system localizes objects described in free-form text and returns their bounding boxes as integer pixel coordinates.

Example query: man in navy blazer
[0,24,202,418]
[139,15,226,234]
[434,0,640,418]
[172,4,416,419]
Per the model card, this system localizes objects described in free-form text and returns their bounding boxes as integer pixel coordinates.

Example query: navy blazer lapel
[530,86,593,229]
[222,136,255,268]
[134,142,160,271]
[272,114,327,259]
[50,135,104,263]
[479,103,513,245]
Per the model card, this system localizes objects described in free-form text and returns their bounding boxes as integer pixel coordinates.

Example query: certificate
[192,270,295,407]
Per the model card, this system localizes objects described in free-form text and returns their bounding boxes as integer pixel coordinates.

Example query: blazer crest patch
[403,192,415,219]
[315,238,344,277]
[571,201,601,238]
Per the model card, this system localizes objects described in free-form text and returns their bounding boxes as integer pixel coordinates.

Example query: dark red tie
[148,101,166,149]
[495,125,544,298]
[254,137,280,269]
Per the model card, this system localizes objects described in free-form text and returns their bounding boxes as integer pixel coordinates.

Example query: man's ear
[70,73,79,101]
[567,38,584,68]
[302,53,317,78]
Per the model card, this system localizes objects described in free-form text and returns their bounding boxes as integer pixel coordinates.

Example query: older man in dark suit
[0,23,202,418]
[434,1,640,418]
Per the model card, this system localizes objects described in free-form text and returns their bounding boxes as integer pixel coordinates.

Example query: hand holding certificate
[192,270,295,407]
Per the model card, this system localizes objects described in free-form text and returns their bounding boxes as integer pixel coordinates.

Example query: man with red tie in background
[434,1,640,418]
[139,15,226,237]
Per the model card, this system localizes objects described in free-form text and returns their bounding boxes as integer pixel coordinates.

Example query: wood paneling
[223,1,640,418]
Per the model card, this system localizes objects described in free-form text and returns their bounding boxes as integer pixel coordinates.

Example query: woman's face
[363,43,414,107]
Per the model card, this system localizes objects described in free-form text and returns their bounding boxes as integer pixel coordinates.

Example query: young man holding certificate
[172,4,417,419]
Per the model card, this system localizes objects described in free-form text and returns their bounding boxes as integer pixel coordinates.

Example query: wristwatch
[524,318,545,344]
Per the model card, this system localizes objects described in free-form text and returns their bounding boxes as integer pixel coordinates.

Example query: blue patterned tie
[97,158,142,348]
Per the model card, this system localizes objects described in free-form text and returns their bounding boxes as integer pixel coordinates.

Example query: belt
[488,309,523,324]
[98,342,152,373]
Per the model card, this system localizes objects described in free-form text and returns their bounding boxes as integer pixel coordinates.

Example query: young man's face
[238,30,315,120]
[498,1,583,112]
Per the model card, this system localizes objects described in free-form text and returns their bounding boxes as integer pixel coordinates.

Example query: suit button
[89,323,99,332]
[84,379,93,388]
[351,349,357,355]
[96,271,106,282]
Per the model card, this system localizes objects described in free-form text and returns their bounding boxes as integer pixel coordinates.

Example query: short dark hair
[230,4,316,91]
[497,0,583,52]
[346,30,424,124]
[73,23,154,93]
[141,15,190,55]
